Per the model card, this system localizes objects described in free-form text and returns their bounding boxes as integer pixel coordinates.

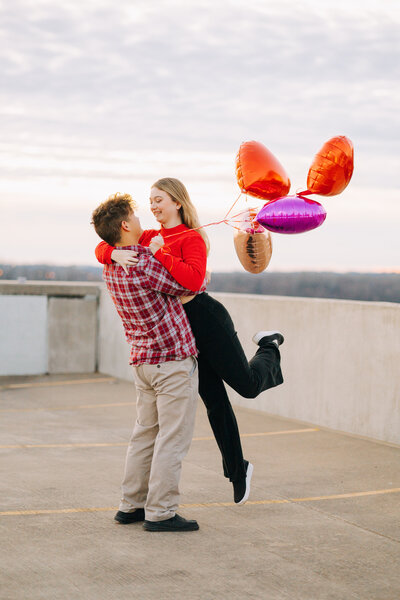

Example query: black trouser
[183,293,283,482]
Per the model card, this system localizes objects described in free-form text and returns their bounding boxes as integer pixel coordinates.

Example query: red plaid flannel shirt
[102,245,200,366]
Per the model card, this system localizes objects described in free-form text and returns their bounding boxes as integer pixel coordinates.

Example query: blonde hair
[151,178,210,254]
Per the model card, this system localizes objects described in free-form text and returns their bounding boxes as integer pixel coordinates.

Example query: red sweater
[95,223,207,292]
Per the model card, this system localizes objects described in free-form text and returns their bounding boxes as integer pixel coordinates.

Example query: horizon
[1,263,400,276]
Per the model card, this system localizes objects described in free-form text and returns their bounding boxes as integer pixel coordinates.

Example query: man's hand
[111,249,139,275]
[149,234,165,255]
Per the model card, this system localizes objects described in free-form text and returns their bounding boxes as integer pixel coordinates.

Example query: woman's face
[150,187,182,226]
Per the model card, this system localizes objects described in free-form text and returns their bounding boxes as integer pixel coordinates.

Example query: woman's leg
[188,293,283,399]
[197,352,246,483]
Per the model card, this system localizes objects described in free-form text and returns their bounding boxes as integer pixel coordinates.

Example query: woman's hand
[111,249,139,275]
[205,270,211,285]
[149,234,165,255]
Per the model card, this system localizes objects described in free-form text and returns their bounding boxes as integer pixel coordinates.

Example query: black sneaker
[233,461,254,505]
[143,513,199,532]
[114,508,145,524]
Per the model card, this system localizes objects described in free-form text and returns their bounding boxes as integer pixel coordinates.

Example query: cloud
[0,0,398,154]
[0,0,399,271]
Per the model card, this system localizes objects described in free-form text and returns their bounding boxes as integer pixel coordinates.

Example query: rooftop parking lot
[1,373,400,599]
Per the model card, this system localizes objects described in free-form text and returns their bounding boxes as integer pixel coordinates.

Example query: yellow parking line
[0,402,135,413]
[0,377,116,390]
[2,487,399,517]
[0,428,319,449]
[240,428,319,438]
[183,487,400,507]
[292,488,400,502]
[192,428,319,441]
[0,507,118,516]
[0,442,129,449]
[182,499,290,508]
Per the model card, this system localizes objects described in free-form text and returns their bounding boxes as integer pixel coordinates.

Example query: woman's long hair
[152,177,210,254]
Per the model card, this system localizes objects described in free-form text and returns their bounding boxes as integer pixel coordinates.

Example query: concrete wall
[215,293,400,446]
[0,295,48,375]
[0,282,99,375]
[1,281,399,445]
[97,286,133,382]
[48,297,97,373]
[97,289,400,445]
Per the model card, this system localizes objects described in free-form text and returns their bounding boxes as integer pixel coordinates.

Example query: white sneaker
[252,330,284,347]
[233,462,254,505]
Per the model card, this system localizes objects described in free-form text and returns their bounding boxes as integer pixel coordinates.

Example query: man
[91,193,202,532]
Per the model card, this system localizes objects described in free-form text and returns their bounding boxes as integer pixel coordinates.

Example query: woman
[95,178,284,505]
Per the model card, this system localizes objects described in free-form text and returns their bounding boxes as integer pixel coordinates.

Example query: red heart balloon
[306,136,354,196]
[236,141,291,201]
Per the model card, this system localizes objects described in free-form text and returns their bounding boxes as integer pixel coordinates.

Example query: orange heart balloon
[306,136,354,196]
[236,141,291,201]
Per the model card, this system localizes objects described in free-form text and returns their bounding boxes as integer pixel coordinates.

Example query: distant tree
[1,264,399,303]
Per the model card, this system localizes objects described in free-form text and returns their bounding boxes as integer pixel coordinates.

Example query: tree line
[1,264,399,303]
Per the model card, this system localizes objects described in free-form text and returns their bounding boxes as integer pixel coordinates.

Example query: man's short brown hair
[91,193,137,246]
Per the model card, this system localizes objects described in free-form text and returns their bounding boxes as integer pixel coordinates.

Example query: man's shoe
[233,461,254,505]
[252,330,284,347]
[143,513,199,532]
[114,508,145,524]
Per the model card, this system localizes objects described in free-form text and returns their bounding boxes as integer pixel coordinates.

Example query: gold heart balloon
[233,208,273,273]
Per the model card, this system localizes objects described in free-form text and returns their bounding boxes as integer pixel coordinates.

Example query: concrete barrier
[97,285,133,382]
[0,295,48,375]
[214,293,400,446]
[1,281,399,445]
[0,282,99,375]
[97,289,400,445]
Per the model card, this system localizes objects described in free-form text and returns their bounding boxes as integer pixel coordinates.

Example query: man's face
[124,209,142,237]
[129,210,142,234]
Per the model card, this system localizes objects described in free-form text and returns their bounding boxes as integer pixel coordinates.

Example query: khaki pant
[119,356,198,522]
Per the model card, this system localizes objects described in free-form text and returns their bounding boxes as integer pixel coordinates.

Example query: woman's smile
[150,186,182,228]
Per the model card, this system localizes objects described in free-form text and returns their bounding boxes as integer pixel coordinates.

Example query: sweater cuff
[105,245,115,264]
[154,248,173,269]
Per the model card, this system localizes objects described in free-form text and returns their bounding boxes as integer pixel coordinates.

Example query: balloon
[306,136,354,196]
[233,208,273,273]
[236,141,291,201]
[256,195,327,234]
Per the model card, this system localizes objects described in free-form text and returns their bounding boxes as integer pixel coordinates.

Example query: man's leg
[118,365,158,515]
[143,357,198,523]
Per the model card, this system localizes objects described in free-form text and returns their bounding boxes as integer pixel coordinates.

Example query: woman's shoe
[252,331,284,347]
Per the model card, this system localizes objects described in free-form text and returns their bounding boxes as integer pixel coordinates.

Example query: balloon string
[156,204,262,246]
[228,207,260,222]
[222,192,243,220]
[158,217,232,244]
[297,189,312,197]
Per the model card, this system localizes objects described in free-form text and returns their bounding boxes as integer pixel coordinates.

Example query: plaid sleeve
[137,251,197,297]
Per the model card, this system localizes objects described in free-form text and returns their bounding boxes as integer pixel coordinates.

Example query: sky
[1,0,399,272]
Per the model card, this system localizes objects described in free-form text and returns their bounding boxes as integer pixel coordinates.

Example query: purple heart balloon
[256,195,327,234]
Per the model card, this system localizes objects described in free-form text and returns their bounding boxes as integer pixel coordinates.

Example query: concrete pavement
[1,373,400,599]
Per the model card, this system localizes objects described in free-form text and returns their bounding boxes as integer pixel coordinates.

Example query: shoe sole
[114,516,145,524]
[143,523,199,532]
[252,332,284,347]
[236,463,254,506]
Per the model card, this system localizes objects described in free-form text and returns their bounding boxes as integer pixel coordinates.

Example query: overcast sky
[1,0,399,271]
